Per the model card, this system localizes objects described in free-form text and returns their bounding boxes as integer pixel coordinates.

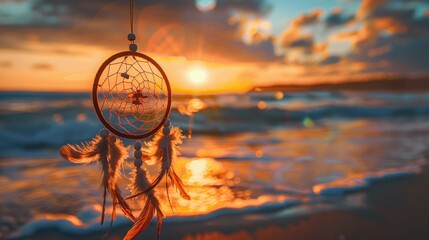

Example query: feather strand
[59,136,104,164]
[126,126,190,201]
[123,198,154,240]
[114,186,135,222]
[59,133,135,226]
[101,187,107,225]
[125,167,163,239]
[168,169,191,200]
[126,168,165,200]
[105,137,135,223]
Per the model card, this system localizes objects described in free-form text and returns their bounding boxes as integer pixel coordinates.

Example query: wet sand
[16,162,429,240]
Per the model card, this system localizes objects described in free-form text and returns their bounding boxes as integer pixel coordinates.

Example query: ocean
[1,90,429,239]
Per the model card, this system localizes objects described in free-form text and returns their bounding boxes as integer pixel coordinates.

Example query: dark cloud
[339,0,429,75]
[352,6,429,46]
[215,0,271,14]
[0,0,279,63]
[280,33,317,55]
[2,0,428,78]
[324,9,354,27]
[301,0,429,79]
[357,0,429,18]
[357,0,388,18]
[288,37,314,49]
[320,56,341,65]
[348,29,429,74]
[370,7,429,34]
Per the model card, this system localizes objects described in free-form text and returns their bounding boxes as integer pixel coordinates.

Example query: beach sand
[17,163,429,240]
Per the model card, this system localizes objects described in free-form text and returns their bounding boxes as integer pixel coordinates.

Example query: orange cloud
[372,17,408,34]
[291,9,323,27]
[1,0,278,64]
[368,45,391,57]
[278,9,325,62]
[229,14,272,45]
[357,0,388,18]
[32,62,52,70]
[330,31,359,41]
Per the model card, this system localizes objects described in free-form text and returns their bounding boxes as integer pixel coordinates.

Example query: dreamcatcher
[59,1,190,239]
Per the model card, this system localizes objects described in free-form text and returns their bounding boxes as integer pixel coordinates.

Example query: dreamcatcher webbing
[93,51,171,139]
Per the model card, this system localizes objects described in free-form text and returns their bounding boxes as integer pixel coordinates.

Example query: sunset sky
[1,0,428,94]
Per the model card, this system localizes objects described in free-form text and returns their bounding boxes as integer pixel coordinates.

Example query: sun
[188,68,208,84]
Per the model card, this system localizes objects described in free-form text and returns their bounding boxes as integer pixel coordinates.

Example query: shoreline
[13,164,429,240]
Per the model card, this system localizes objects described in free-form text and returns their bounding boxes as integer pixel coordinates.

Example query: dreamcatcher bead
[100,129,109,138]
[134,142,142,150]
[120,72,130,79]
[162,126,171,135]
[164,119,171,126]
[134,150,142,159]
[129,43,138,52]
[109,135,116,143]
[127,33,136,41]
[134,158,142,167]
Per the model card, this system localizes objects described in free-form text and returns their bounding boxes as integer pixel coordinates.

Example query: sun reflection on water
[132,157,293,217]
[186,158,223,185]
[153,158,236,215]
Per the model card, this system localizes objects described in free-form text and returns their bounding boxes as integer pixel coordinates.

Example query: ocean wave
[2,91,429,155]
[312,162,424,196]
[0,120,100,157]
[183,104,429,134]
[1,104,429,156]
[6,161,425,239]
[7,198,299,239]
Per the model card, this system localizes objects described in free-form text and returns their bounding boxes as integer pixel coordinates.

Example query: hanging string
[129,0,134,34]
[128,0,137,52]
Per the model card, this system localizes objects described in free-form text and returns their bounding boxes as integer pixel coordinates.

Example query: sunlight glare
[188,68,208,85]
[186,158,208,183]
[187,98,206,113]
[185,158,223,185]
